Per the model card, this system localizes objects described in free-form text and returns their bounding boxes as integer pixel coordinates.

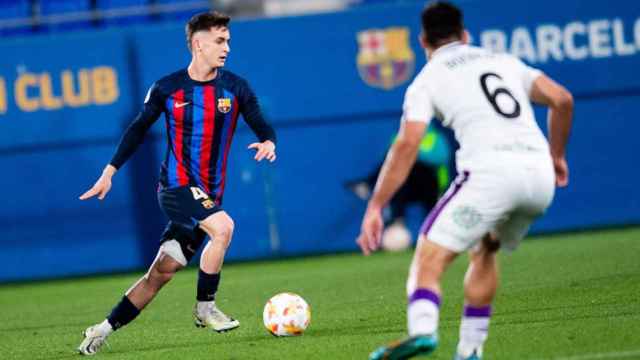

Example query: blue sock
[197,270,220,301]
[107,296,140,330]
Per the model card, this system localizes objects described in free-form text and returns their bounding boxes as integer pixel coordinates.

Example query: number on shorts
[479,72,521,119]
[190,187,208,200]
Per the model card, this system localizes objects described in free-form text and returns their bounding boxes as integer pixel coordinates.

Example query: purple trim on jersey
[464,305,492,318]
[420,170,470,235]
[191,86,205,189]
[409,288,441,307]
[166,96,178,186]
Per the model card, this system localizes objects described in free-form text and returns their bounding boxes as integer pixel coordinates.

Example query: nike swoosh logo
[175,102,190,108]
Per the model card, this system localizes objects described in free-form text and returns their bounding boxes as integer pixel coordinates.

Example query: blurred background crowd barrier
[0,0,638,282]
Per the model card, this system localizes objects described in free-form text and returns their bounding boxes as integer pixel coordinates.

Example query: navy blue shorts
[157,185,223,263]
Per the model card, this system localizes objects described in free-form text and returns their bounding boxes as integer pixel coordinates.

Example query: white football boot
[77,321,112,355]
[193,301,240,333]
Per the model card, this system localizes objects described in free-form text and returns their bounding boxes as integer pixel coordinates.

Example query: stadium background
[0,0,638,282]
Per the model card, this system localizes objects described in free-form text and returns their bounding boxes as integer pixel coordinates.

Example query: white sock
[197,300,215,313]
[97,319,114,335]
[407,288,441,336]
[408,299,439,336]
[457,315,490,356]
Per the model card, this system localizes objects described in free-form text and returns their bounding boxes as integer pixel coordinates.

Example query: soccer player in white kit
[357,2,574,359]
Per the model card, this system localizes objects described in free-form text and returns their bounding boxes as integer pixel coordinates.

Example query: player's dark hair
[186,11,231,51]
[421,1,464,47]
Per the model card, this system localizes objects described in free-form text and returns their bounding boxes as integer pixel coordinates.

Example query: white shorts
[420,159,555,253]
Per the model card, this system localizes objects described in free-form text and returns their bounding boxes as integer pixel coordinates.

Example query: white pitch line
[545,350,640,360]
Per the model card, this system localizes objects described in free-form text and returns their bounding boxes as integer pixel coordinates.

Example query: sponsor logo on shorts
[452,205,482,229]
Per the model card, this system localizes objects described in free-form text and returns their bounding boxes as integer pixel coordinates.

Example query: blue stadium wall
[1,0,638,282]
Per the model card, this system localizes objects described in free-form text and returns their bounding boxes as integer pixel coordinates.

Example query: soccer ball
[263,292,311,336]
[381,222,412,251]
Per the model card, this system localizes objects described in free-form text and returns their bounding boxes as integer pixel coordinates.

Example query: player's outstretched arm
[79,165,117,200]
[79,82,161,201]
[530,75,574,187]
[248,140,276,162]
[357,120,426,255]
[237,77,277,163]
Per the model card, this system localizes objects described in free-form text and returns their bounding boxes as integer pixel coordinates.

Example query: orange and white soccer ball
[263,292,311,336]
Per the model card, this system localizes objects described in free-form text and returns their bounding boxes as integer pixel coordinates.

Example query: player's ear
[461,30,470,44]
[418,32,427,49]
[191,34,202,53]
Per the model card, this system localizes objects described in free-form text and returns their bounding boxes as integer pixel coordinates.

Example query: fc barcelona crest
[217,98,231,113]
[356,27,415,90]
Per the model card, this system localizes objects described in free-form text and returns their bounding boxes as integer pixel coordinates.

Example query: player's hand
[79,165,116,200]
[357,205,384,256]
[552,156,569,187]
[248,140,276,162]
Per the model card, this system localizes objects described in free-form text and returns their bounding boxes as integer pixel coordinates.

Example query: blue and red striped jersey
[109,69,276,204]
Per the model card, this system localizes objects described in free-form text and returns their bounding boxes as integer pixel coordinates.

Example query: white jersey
[402,42,550,171]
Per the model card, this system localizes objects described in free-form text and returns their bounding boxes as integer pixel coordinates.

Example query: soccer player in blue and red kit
[77,11,276,355]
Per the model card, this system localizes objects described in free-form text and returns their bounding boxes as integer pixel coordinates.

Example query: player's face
[196,26,230,69]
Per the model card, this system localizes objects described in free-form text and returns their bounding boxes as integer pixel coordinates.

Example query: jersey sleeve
[237,80,277,144]
[513,57,543,96]
[401,79,435,125]
[109,82,164,169]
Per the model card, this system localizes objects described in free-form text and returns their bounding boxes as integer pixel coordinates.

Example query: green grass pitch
[1,227,639,359]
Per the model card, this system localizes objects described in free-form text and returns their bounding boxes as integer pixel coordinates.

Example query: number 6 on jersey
[480,72,521,119]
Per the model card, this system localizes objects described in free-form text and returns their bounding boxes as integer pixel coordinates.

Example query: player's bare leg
[464,234,499,306]
[127,251,184,309]
[370,236,458,360]
[78,250,183,355]
[199,211,234,273]
[413,237,459,294]
[193,211,239,332]
[454,234,499,360]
